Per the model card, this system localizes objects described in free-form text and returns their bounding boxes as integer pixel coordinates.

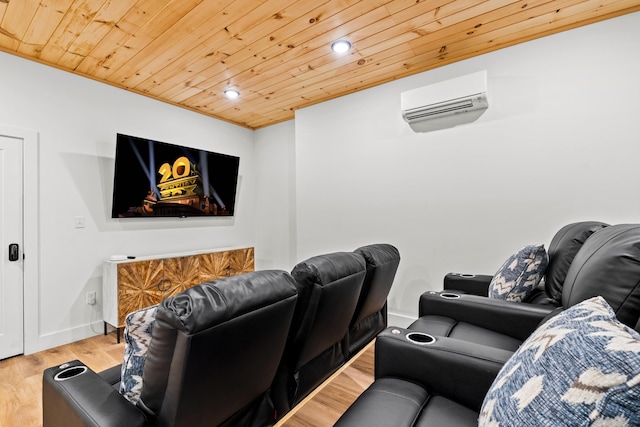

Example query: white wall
[253,120,297,271]
[294,12,640,323]
[0,52,257,353]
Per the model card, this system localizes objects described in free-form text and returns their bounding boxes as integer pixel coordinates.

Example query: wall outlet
[74,216,86,228]
[86,291,96,305]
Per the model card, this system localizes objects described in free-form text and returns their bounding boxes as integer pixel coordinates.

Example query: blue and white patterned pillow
[479,296,640,426]
[119,304,158,404]
[488,244,548,302]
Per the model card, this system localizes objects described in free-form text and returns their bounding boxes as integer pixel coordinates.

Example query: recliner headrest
[562,224,640,328]
[158,269,298,334]
[355,244,400,270]
[291,252,367,288]
[545,221,609,302]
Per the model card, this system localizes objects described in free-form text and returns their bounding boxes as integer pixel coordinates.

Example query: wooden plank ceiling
[1,0,639,129]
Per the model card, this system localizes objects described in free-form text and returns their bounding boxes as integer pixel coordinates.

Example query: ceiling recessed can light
[224,89,240,99]
[331,40,351,54]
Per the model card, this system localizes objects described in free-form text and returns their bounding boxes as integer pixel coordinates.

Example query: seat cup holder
[406,332,436,345]
[440,292,461,299]
[54,366,87,381]
[458,273,476,278]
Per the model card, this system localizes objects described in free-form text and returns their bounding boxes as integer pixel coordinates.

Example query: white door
[0,135,24,360]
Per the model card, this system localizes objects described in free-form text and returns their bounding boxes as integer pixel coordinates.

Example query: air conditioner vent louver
[401,71,489,132]
[404,98,476,120]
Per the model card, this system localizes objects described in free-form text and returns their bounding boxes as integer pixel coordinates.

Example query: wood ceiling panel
[76,0,198,78]
[105,0,235,87]
[174,0,560,122]
[124,0,281,90]
[221,0,629,125]
[273,0,636,115]
[57,1,136,69]
[73,0,171,75]
[134,0,320,98]
[0,0,40,51]
[406,0,570,55]
[172,0,394,107]
[180,1,397,115]
[36,0,106,65]
[0,0,638,129]
[17,0,75,57]
[145,0,337,101]
[210,0,523,119]
[469,0,640,51]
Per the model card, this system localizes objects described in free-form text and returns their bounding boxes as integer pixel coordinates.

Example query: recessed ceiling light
[331,40,351,54]
[224,89,240,99]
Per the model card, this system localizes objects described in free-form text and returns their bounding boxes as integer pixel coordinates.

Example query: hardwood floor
[0,333,373,427]
[0,333,125,427]
[276,342,374,426]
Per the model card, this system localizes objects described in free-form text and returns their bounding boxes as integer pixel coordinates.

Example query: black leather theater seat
[43,270,298,427]
[409,223,640,351]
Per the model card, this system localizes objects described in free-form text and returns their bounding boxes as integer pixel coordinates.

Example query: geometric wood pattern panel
[229,247,255,277]
[116,259,164,328]
[115,247,254,327]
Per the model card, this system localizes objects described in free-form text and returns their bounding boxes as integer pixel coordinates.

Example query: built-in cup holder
[458,273,476,278]
[54,365,87,381]
[440,292,461,299]
[406,332,436,345]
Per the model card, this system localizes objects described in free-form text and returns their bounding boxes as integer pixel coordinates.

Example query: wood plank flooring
[0,333,125,427]
[0,333,373,427]
[276,342,374,427]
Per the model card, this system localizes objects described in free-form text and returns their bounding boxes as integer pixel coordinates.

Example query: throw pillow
[488,244,548,302]
[119,304,158,404]
[479,296,640,426]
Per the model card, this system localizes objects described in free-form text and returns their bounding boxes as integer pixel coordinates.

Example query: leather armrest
[418,292,556,341]
[43,360,146,427]
[443,273,493,296]
[374,328,512,411]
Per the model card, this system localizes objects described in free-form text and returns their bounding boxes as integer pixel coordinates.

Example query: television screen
[111,134,240,218]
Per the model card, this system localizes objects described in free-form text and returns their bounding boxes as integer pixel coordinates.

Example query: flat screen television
[111,133,240,218]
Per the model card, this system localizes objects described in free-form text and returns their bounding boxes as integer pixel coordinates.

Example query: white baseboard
[25,321,104,355]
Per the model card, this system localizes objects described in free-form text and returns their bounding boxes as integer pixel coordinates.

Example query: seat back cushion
[286,252,366,404]
[488,244,548,302]
[545,221,609,302]
[479,296,640,426]
[562,223,640,328]
[351,244,400,326]
[138,270,298,427]
[290,252,366,369]
[347,244,400,354]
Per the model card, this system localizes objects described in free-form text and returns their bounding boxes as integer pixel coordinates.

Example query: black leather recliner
[444,221,608,304]
[42,270,299,427]
[335,224,640,427]
[408,223,640,352]
[272,251,367,418]
[334,328,513,427]
[345,244,400,357]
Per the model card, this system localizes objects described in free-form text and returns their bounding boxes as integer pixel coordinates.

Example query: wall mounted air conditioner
[401,70,489,132]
